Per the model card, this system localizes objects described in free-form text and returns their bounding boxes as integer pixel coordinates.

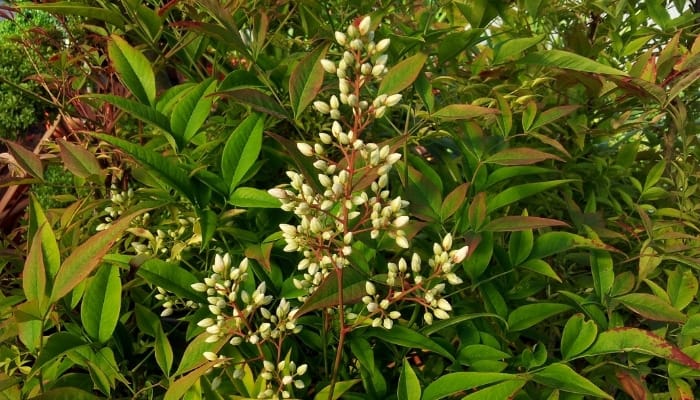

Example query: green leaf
[485,166,553,188]
[667,269,698,311]
[50,209,146,302]
[364,325,455,361]
[533,363,611,398]
[229,187,281,208]
[93,133,199,205]
[646,1,671,30]
[581,328,700,370]
[23,226,49,313]
[530,105,580,131]
[88,94,171,134]
[57,139,103,179]
[295,267,366,317]
[432,104,499,120]
[174,332,228,376]
[643,160,666,191]
[493,34,544,65]
[507,303,571,331]
[666,67,700,106]
[217,88,289,119]
[485,147,564,166]
[614,293,686,323]
[81,265,121,343]
[529,232,616,260]
[170,78,217,145]
[154,323,174,377]
[519,259,562,282]
[3,140,43,180]
[463,231,493,280]
[462,379,527,400]
[137,259,204,302]
[222,114,264,193]
[398,360,421,400]
[378,53,427,95]
[484,216,569,232]
[421,313,506,336]
[27,387,102,400]
[197,208,217,249]
[520,50,628,76]
[560,314,598,360]
[591,250,614,303]
[18,2,124,27]
[108,35,156,105]
[164,360,221,400]
[26,194,60,299]
[487,180,574,214]
[313,380,361,400]
[33,332,88,373]
[290,44,329,118]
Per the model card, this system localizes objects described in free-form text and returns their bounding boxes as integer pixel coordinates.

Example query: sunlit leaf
[520,50,627,75]
[81,265,121,343]
[561,314,598,360]
[533,363,612,399]
[108,35,156,105]
[378,53,427,95]
[615,293,686,323]
[507,303,572,331]
[290,44,329,118]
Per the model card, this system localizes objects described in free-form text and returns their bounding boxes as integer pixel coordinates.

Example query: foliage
[1,0,700,399]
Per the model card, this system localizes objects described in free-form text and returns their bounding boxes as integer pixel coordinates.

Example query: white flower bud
[374,106,386,119]
[375,54,388,65]
[385,94,402,107]
[452,246,469,263]
[361,63,372,75]
[350,39,363,50]
[347,24,358,38]
[330,95,339,109]
[366,281,376,296]
[442,233,453,251]
[335,31,347,45]
[445,273,463,285]
[343,51,354,66]
[389,311,401,319]
[197,318,215,327]
[320,59,336,74]
[375,38,390,53]
[203,351,218,361]
[313,101,330,114]
[396,236,409,249]
[423,312,433,325]
[358,16,371,36]
[297,142,314,156]
[191,282,208,292]
[437,298,452,311]
[434,308,450,320]
[383,318,394,329]
[371,64,385,77]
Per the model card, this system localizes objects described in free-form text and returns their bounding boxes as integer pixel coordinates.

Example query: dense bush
[1,1,700,399]
[0,8,59,141]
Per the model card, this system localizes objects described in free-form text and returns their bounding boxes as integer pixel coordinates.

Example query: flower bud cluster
[313,15,400,124]
[256,360,308,399]
[361,234,469,326]
[191,254,302,353]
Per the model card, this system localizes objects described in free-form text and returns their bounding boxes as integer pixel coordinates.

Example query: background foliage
[1,0,700,399]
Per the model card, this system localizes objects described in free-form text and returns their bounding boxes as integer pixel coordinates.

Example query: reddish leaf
[57,139,103,179]
[290,44,329,118]
[468,192,487,230]
[485,147,564,166]
[615,293,686,323]
[3,140,43,180]
[441,183,469,221]
[616,370,648,400]
[432,104,499,120]
[217,88,289,119]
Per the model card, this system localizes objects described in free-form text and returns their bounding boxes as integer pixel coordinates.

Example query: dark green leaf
[484,216,569,232]
[313,380,361,400]
[365,325,455,361]
[529,232,616,260]
[33,332,87,373]
[487,180,575,213]
[519,259,561,282]
[530,105,580,131]
[155,323,174,377]
[27,387,102,400]
[137,259,204,302]
[217,88,289,119]
[88,95,171,134]
[591,250,614,303]
[18,2,124,27]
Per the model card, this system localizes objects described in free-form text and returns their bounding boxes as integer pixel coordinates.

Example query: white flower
[385,94,402,107]
[334,31,347,46]
[396,235,409,249]
[375,38,390,53]
[313,101,330,114]
[452,245,469,263]
[365,281,376,296]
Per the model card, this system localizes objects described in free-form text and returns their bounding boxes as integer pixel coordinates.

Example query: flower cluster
[269,16,409,300]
